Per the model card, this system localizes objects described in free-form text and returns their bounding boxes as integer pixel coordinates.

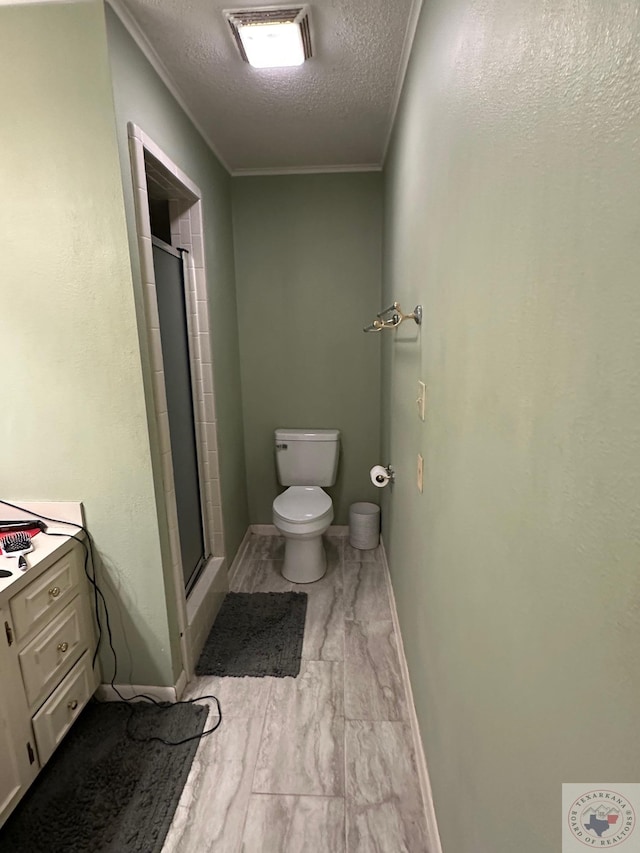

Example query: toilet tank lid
[275,428,340,442]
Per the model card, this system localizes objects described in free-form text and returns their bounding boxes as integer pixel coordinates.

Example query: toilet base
[281,534,327,584]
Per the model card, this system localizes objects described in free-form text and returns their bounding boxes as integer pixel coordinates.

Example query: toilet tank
[275,429,340,486]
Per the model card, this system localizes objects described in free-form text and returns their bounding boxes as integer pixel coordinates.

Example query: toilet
[272,428,340,583]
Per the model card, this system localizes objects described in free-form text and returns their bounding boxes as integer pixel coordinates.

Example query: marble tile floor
[162,533,430,853]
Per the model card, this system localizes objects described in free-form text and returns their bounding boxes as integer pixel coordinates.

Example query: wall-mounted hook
[363,302,422,332]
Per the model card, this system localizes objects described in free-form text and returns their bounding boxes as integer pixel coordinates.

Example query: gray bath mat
[196,591,308,677]
[0,700,207,853]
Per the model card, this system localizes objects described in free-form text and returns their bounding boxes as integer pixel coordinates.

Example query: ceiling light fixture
[225,6,312,69]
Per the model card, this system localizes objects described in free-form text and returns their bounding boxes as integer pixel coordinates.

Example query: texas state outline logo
[563,785,638,849]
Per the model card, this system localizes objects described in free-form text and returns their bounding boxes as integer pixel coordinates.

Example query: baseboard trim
[230,526,253,572]
[174,669,188,700]
[96,674,186,704]
[228,526,253,584]
[379,536,443,853]
[249,523,349,537]
[250,524,278,535]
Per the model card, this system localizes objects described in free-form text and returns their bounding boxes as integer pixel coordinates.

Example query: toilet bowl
[272,428,340,584]
[273,486,334,583]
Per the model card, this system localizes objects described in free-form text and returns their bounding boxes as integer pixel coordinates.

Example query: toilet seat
[272,486,334,582]
[273,486,332,525]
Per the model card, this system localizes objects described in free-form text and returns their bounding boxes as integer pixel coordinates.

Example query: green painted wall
[0,2,175,685]
[232,174,382,524]
[105,7,249,563]
[383,1,640,851]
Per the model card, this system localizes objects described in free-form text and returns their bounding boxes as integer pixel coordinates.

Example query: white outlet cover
[418,381,426,421]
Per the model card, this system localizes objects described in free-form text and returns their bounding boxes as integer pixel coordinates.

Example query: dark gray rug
[0,700,207,853]
[196,591,308,677]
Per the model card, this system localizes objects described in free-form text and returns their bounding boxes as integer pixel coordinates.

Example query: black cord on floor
[0,498,222,746]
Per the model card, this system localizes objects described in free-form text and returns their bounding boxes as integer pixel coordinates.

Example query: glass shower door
[152,238,206,593]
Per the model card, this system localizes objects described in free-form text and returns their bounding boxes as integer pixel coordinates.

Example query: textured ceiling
[110,0,421,174]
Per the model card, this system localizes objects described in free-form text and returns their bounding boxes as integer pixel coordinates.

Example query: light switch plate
[417,381,426,421]
[417,454,424,493]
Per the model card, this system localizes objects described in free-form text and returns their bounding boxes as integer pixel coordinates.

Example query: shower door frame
[128,123,226,682]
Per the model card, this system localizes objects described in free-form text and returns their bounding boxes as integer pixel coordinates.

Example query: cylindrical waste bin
[349,502,380,550]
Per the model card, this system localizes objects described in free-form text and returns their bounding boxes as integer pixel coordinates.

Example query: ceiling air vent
[225,6,312,68]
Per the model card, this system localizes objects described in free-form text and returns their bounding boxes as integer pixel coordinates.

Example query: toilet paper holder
[372,464,395,486]
[363,302,422,333]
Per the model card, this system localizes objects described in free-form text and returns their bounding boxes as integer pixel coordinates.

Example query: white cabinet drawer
[18,594,91,708]
[10,547,83,642]
[32,650,94,767]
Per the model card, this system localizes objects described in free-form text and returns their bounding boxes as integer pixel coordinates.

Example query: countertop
[0,500,85,600]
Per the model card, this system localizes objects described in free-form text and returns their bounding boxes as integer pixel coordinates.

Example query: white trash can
[349,502,380,550]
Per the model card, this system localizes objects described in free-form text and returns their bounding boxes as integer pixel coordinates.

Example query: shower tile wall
[162,533,431,852]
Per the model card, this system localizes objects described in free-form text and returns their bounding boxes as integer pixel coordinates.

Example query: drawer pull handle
[57,642,69,653]
[67,699,78,711]
[48,587,61,598]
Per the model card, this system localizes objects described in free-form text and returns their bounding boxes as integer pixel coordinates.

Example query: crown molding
[106,0,232,175]
[0,0,91,4]
[381,0,424,166]
[231,163,383,177]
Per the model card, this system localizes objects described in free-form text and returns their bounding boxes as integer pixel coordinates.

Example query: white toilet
[272,428,340,583]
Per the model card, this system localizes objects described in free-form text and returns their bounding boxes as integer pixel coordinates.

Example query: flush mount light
[225,6,312,68]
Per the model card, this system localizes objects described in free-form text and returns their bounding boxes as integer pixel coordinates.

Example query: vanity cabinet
[0,617,37,826]
[0,539,99,828]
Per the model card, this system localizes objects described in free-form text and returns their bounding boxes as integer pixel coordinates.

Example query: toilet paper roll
[370,465,391,488]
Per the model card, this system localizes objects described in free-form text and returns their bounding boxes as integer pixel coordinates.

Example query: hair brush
[1,531,33,571]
